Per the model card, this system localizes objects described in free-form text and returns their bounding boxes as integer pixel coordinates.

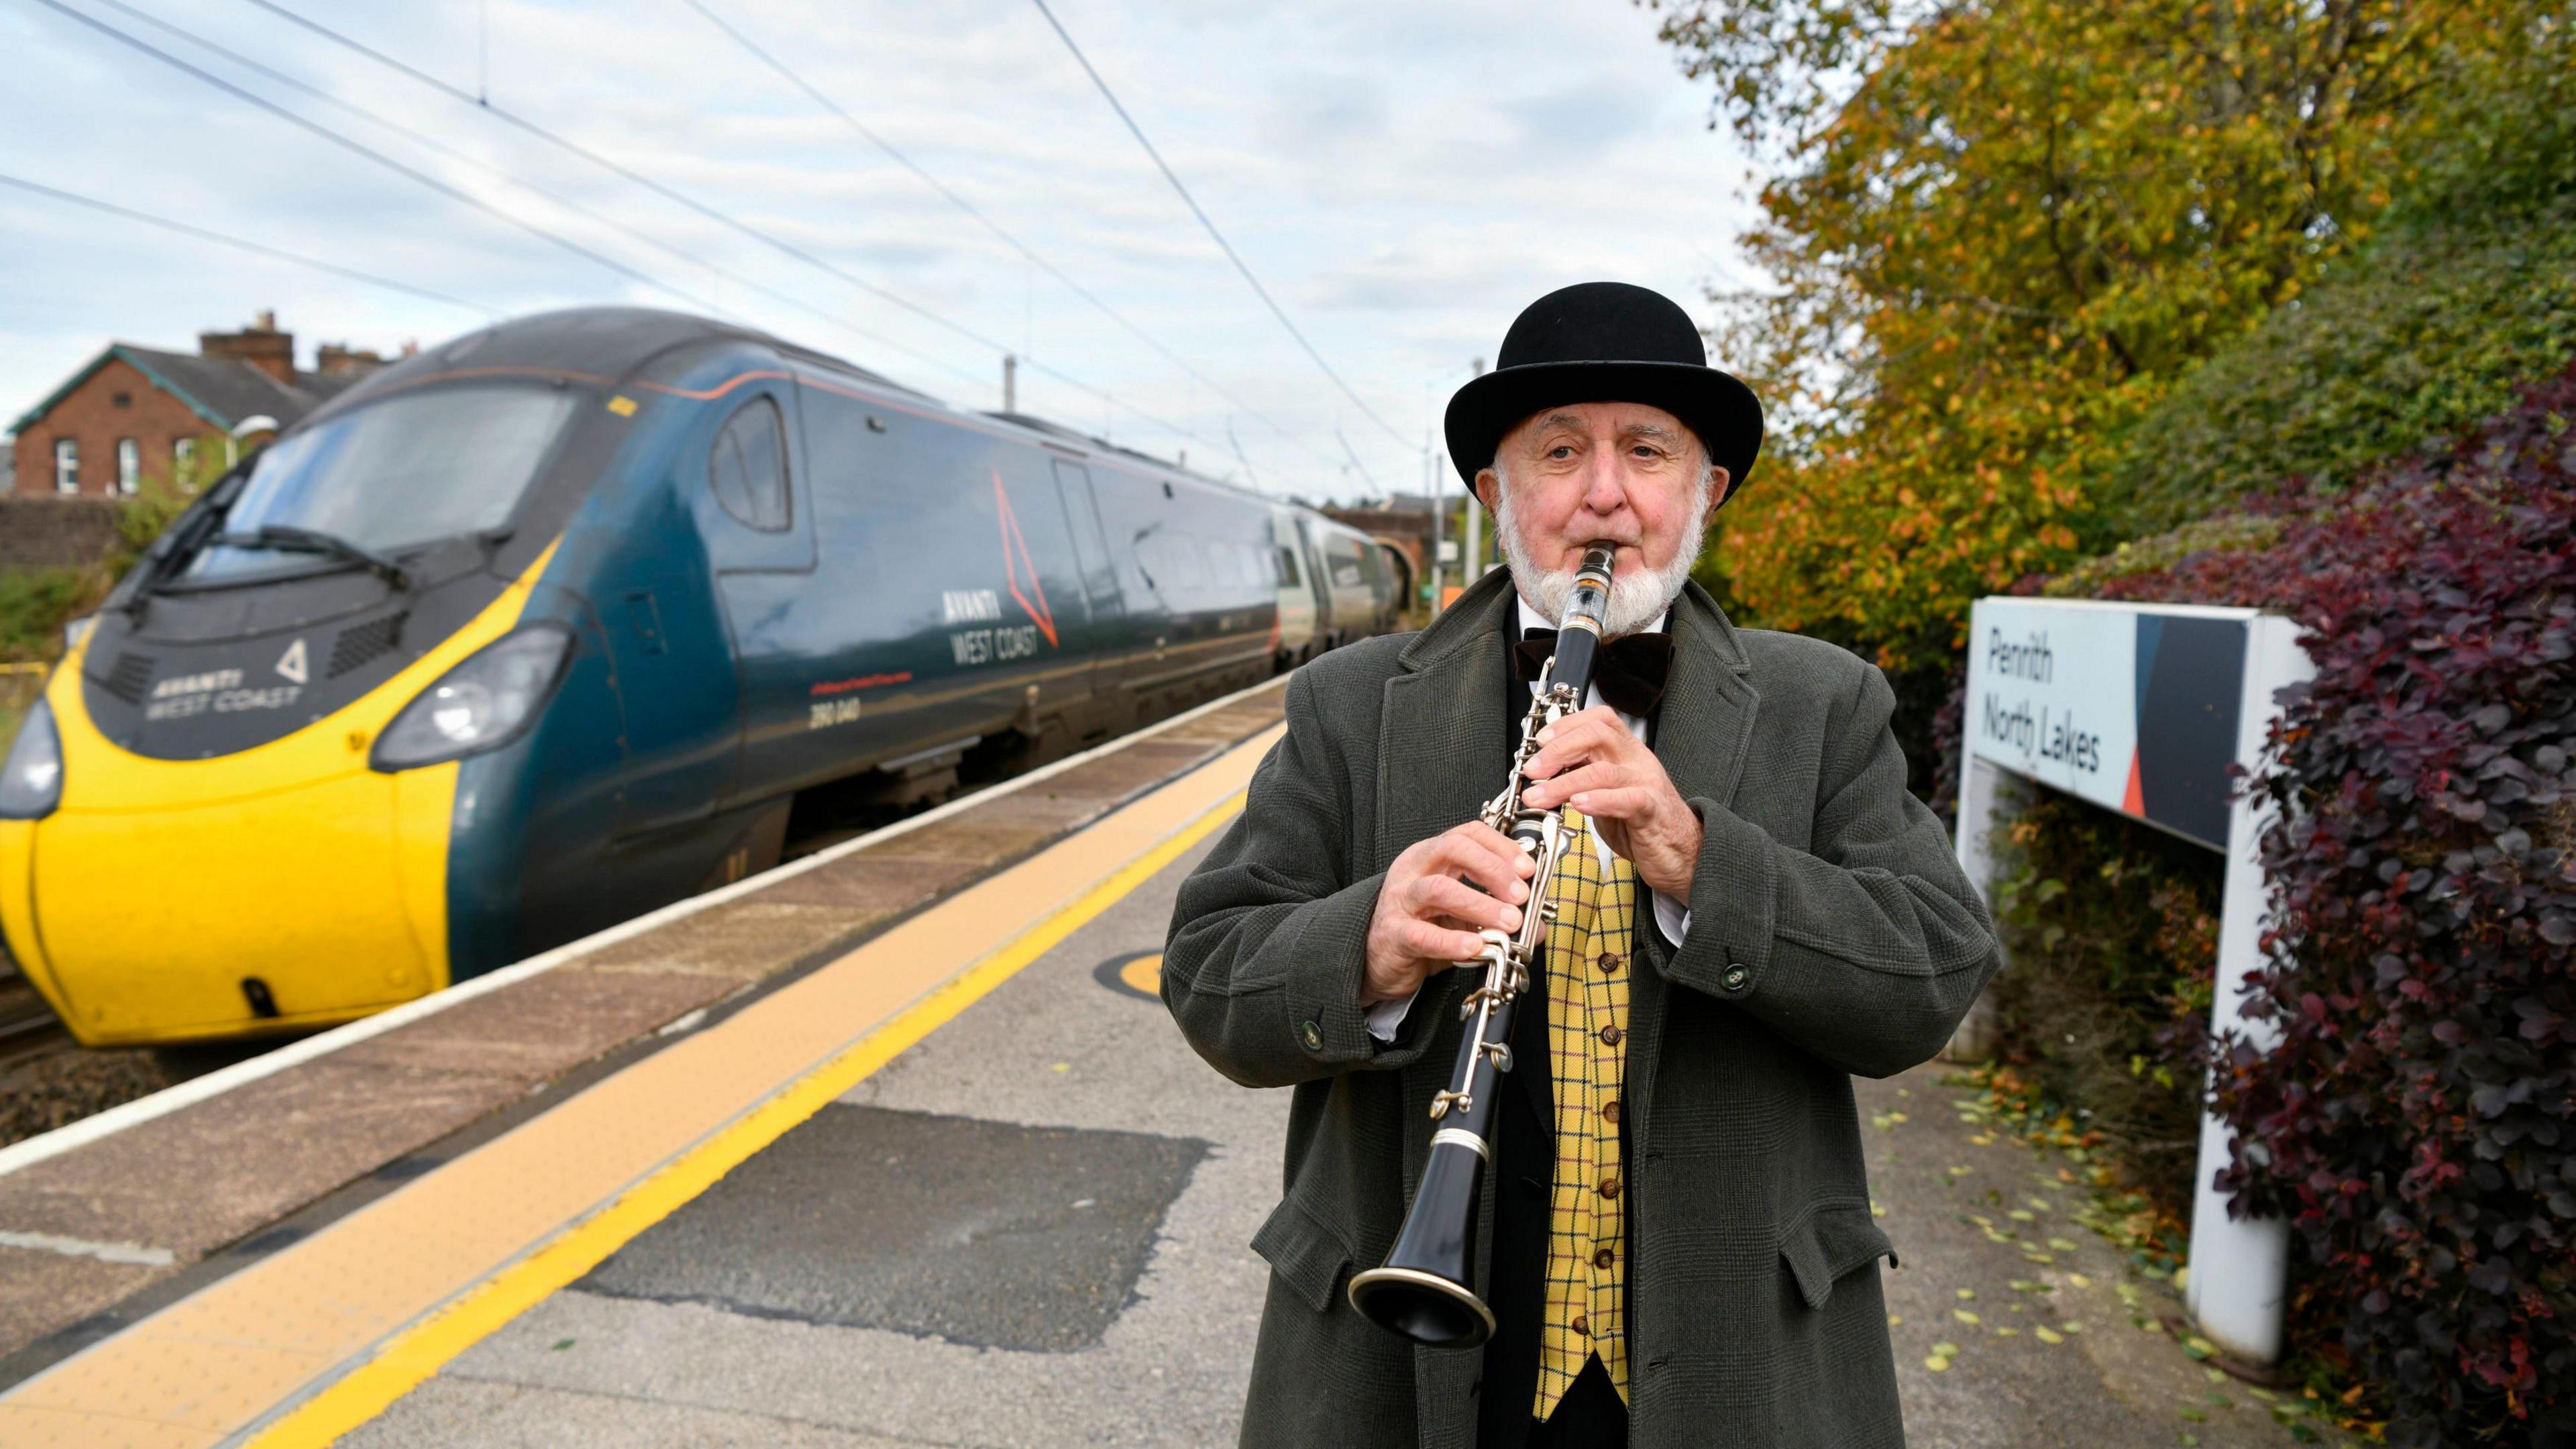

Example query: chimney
[200,312,295,384]
[315,342,387,378]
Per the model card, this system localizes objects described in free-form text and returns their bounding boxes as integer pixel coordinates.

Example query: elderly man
[1164,282,2001,1448]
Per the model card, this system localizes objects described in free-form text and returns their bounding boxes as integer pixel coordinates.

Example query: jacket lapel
[1624,582,1760,1155]
[1380,572,1519,1449]
[1376,570,1517,1147]
[1373,568,1517,874]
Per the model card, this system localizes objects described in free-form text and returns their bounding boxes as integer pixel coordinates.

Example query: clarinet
[1346,543,1617,1348]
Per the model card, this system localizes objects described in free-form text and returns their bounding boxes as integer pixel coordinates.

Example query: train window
[184,384,577,581]
[1275,546,1302,587]
[709,397,792,532]
[1328,538,1366,588]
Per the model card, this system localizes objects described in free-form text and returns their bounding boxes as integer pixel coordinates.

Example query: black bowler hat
[1444,281,1763,505]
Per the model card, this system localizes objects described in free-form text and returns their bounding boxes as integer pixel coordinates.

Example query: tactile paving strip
[0,724,1278,1448]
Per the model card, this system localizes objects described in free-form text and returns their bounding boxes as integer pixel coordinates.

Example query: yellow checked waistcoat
[1532,806,1633,1416]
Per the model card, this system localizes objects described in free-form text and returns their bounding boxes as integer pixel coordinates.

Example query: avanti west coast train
[0,308,1403,1046]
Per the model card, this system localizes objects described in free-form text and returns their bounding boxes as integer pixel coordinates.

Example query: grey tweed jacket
[1164,568,2001,1448]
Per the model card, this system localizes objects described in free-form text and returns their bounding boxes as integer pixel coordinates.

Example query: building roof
[9,342,333,436]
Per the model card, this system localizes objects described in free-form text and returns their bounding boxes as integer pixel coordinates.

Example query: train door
[1049,459,1125,709]
[1268,508,1318,662]
[612,386,806,837]
[1087,467,1173,707]
[1295,517,1336,644]
[696,384,820,814]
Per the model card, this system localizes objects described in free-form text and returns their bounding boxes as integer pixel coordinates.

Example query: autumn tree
[1651,0,2532,674]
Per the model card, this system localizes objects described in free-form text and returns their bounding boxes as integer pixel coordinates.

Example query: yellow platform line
[0,724,1277,1449]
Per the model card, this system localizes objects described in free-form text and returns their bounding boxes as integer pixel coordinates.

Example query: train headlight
[0,698,63,820]
[371,626,571,772]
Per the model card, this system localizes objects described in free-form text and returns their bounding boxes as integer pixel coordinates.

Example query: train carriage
[0,307,1389,1046]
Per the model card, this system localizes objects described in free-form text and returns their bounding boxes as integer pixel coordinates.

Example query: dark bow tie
[1514,627,1674,718]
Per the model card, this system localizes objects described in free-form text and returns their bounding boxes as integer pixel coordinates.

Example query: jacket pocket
[1251,1196,1356,1313]
[1779,1199,1898,1311]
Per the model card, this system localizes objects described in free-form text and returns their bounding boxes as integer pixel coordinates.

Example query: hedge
[2078,368,2576,1445]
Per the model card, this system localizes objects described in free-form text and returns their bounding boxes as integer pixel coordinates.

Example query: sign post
[1951,596,2314,1366]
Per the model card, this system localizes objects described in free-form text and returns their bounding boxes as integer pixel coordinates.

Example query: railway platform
[0,669,2346,1448]
[0,681,1288,1447]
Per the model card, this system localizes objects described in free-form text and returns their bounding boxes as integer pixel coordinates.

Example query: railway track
[0,964,197,1151]
[0,971,67,1067]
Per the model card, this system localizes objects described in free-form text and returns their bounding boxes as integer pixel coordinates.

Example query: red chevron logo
[993,470,1058,648]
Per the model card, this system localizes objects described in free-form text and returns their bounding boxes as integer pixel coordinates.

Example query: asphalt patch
[575,1104,1208,1351]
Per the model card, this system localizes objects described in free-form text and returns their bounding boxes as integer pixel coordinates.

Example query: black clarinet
[1346,543,1617,1347]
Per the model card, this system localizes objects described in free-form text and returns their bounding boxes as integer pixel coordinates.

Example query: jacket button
[1593,1246,1615,1269]
[1598,1174,1620,1200]
[1299,1020,1324,1051]
[1599,1024,1623,1046]
[1601,1099,1621,1125]
[1596,951,1621,974]
[1721,963,1750,992]
[1570,1314,1590,1336]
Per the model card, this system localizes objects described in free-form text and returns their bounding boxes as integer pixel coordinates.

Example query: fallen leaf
[2035,1326,2064,1345]
[1953,1309,1981,1325]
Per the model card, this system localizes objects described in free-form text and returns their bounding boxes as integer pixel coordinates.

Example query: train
[0,307,1407,1046]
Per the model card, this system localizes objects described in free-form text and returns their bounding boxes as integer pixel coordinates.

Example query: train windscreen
[186,384,579,582]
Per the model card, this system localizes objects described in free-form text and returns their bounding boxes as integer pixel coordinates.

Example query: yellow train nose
[0,665,462,1048]
[23,770,453,1044]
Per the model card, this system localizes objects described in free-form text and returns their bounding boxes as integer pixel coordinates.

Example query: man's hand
[1362,820,1536,1008]
[1520,705,1703,898]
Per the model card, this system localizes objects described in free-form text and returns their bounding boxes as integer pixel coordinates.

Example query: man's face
[1472,400,1722,584]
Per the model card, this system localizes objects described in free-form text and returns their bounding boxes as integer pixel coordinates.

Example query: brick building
[7,312,390,496]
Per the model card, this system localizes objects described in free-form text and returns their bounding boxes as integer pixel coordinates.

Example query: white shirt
[1363,598,1693,1042]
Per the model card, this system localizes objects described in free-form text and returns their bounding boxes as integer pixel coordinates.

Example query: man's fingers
[1397,917,1487,965]
[1428,824,1534,899]
[1524,761,1625,809]
[1411,874,1522,934]
[1453,820,1534,877]
[1566,784,1656,820]
[1526,708,1633,779]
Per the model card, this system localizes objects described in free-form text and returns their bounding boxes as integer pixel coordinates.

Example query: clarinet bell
[1346,1140,1498,1347]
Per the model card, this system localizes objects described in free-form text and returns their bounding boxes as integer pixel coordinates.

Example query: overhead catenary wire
[225,0,1237,472]
[1026,0,1412,452]
[28,0,738,323]
[0,172,496,316]
[77,0,994,397]
[1335,427,1382,492]
[677,0,1338,475]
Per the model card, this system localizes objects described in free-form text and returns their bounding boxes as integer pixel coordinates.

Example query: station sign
[1963,597,2260,850]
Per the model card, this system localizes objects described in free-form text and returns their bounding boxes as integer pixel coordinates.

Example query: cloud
[0,0,1763,498]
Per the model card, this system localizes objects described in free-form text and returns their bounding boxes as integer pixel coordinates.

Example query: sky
[0,0,1762,502]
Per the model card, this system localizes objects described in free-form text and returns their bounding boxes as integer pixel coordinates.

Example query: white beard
[1493,469,1711,637]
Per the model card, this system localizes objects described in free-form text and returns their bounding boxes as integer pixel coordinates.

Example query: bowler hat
[1444,281,1762,505]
